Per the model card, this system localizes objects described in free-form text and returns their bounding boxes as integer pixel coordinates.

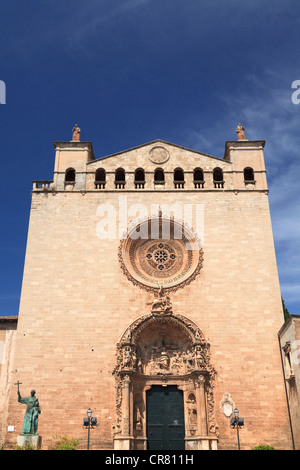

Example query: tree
[282,297,290,322]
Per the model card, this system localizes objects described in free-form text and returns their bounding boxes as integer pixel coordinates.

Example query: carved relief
[114,211,217,449]
[145,242,177,273]
[115,310,212,377]
[133,393,144,435]
[186,393,198,435]
[118,216,203,293]
[149,146,170,164]
[150,286,173,316]
[113,306,218,444]
[220,392,235,418]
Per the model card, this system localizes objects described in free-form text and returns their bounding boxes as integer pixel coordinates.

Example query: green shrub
[252,444,275,450]
[13,442,41,450]
[53,435,79,451]
[56,444,77,450]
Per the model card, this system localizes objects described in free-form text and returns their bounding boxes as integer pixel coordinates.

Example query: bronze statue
[16,383,41,435]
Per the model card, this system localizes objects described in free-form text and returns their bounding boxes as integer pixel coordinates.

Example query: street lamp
[230,408,244,450]
[83,408,98,450]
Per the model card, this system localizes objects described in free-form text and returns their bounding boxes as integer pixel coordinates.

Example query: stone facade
[278,315,300,450]
[0,316,18,445]
[2,127,294,449]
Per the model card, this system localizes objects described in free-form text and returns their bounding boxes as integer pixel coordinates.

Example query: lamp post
[83,408,98,450]
[230,408,244,450]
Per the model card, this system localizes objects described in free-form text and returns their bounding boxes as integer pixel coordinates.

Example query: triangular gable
[87,139,230,171]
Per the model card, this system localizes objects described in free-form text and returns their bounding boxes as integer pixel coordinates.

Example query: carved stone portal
[113,308,218,450]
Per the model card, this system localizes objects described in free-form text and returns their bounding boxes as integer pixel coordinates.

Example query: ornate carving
[220,392,235,418]
[186,393,198,435]
[207,384,218,436]
[113,310,218,439]
[149,146,170,164]
[133,393,144,435]
[150,286,173,316]
[118,216,203,293]
[145,242,177,273]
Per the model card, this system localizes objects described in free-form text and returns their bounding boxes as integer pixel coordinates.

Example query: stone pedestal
[185,436,218,450]
[113,436,134,450]
[17,434,42,449]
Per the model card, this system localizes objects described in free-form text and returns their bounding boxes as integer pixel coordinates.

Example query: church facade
[2,125,293,449]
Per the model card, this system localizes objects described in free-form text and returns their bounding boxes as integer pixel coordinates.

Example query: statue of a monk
[236,123,246,140]
[72,124,81,141]
[18,389,41,435]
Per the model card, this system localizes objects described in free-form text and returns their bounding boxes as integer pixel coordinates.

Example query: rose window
[119,216,203,291]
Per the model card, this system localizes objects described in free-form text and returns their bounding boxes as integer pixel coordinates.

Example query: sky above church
[0,0,300,316]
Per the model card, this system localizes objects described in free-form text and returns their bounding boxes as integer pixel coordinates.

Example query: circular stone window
[149,146,170,164]
[119,216,203,292]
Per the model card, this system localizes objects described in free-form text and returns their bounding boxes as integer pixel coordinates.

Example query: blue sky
[0,0,300,316]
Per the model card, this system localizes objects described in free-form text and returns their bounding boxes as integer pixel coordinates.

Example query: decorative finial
[72,124,81,142]
[236,123,246,140]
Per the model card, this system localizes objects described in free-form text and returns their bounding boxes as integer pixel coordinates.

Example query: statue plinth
[17,433,42,449]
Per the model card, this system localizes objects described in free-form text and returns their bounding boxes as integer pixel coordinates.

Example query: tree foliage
[282,297,290,322]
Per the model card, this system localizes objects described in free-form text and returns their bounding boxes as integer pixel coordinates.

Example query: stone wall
[0,317,17,446]
[3,139,292,450]
[278,315,300,450]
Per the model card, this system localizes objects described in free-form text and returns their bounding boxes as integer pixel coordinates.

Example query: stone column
[123,374,131,436]
[196,375,207,436]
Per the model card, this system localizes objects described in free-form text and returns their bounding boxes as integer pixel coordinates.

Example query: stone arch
[113,312,218,450]
[119,312,205,346]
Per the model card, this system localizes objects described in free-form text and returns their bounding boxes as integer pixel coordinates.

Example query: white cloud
[187,68,300,312]
[237,75,300,311]
[65,0,153,52]
[280,284,300,304]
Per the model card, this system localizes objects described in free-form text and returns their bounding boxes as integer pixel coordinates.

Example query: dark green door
[146,385,185,450]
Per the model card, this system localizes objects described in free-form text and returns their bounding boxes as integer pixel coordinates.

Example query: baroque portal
[113,293,218,450]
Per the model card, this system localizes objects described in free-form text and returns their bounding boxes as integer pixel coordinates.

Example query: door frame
[113,312,218,450]
[146,385,185,450]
